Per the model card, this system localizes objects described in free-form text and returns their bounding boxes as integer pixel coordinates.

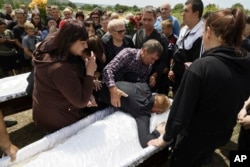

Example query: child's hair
[154,94,170,113]
[24,22,35,30]
[161,19,173,29]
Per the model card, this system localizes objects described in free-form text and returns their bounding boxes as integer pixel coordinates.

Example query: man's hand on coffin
[147,137,171,148]
[109,86,128,108]
[156,122,166,135]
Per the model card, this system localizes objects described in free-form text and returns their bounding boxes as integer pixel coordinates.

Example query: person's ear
[205,26,212,39]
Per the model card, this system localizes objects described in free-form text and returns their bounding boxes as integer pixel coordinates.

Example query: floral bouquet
[29,0,47,24]
[125,17,137,37]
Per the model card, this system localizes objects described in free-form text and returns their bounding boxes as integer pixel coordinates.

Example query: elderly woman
[58,7,74,28]
[101,19,134,64]
[32,20,97,133]
[148,7,250,167]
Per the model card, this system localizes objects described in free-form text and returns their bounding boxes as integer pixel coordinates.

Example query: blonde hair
[24,22,35,30]
[63,7,73,14]
[107,19,125,32]
[161,19,173,28]
[154,94,170,113]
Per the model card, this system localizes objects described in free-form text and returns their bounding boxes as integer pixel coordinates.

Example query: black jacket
[99,81,160,148]
[164,46,250,143]
[101,34,134,65]
[134,29,170,75]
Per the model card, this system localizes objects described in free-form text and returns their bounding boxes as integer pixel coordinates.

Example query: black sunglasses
[115,30,126,33]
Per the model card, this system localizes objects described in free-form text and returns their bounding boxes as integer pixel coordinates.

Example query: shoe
[4,120,18,127]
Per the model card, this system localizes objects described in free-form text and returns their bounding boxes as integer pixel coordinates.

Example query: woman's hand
[93,79,102,91]
[149,76,156,87]
[147,137,169,148]
[86,94,98,107]
[85,51,97,77]
[156,122,166,135]
[238,115,250,129]
[168,70,175,82]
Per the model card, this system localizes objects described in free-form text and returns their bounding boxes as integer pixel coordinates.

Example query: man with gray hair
[154,2,180,36]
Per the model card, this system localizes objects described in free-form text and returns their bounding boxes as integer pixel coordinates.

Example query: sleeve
[173,19,180,36]
[135,115,160,148]
[102,48,133,87]
[163,68,201,142]
[40,30,48,41]
[50,64,94,108]
[151,36,170,74]
[22,36,28,48]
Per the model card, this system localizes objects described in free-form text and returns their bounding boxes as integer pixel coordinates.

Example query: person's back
[148,7,250,167]
[181,48,250,134]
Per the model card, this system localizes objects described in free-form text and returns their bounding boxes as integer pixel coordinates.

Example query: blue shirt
[102,48,152,87]
[154,15,180,36]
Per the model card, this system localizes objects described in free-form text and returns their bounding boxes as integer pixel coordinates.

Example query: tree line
[0,0,249,14]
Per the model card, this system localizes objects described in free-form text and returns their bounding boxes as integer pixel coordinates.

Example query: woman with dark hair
[83,35,106,80]
[90,11,102,30]
[148,7,250,167]
[84,18,96,37]
[30,12,45,36]
[32,20,97,133]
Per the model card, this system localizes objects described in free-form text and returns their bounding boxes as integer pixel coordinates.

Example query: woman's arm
[0,112,19,161]
[135,115,161,148]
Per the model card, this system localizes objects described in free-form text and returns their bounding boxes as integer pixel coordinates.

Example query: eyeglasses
[115,30,126,34]
[92,16,99,19]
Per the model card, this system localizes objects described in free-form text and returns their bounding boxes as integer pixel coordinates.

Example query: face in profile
[70,40,88,56]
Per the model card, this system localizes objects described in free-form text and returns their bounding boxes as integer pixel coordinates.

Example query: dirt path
[4,109,240,166]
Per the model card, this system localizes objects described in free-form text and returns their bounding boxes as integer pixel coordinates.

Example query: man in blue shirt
[154,2,180,36]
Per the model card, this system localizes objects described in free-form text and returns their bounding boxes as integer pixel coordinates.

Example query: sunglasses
[115,30,126,34]
[92,16,99,19]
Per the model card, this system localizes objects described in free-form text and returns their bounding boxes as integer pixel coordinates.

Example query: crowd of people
[1,0,250,166]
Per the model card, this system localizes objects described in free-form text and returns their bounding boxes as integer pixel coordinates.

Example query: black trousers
[238,127,250,150]
[170,132,231,167]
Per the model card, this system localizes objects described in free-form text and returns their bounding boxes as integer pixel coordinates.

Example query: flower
[125,17,137,36]
[29,0,47,24]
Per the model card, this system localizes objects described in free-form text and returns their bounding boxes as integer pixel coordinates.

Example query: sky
[72,0,250,10]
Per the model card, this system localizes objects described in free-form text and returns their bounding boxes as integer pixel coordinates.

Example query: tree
[205,4,218,11]
[172,3,183,13]
[204,3,219,14]
[231,3,244,10]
